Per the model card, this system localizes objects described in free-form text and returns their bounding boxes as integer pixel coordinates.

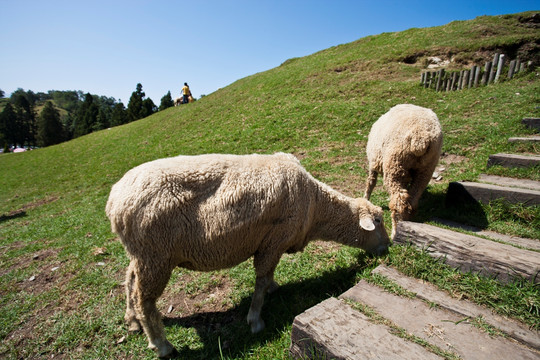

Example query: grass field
[0,11,539,359]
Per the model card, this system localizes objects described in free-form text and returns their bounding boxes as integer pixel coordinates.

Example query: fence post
[482,61,492,85]
[488,53,499,84]
[450,72,457,91]
[473,65,481,87]
[508,59,516,79]
[468,67,475,88]
[421,72,425,85]
[460,70,468,90]
[436,69,444,92]
[495,54,505,83]
[424,72,430,88]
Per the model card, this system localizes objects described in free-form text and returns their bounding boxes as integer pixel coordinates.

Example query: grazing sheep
[106,152,389,358]
[364,104,443,237]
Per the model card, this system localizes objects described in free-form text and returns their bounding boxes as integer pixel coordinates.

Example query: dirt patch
[158,272,235,320]
[439,153,468,166]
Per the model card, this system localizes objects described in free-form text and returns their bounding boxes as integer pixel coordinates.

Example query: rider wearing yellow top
[182,83,191,104]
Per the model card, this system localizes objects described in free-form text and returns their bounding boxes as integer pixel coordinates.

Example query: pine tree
[12,94,35,146]
[110,102,128,126]
[37,101,64,147]
[159,91,174,111]
[127,83,145,122]
[141,98,157,118]
[0,103,18,148]
[73,93,97,138]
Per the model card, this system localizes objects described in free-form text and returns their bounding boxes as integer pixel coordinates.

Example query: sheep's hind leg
[133,260,176,358]
[407,167,435,215]
[124,260,142,333]
[364,170,378,199]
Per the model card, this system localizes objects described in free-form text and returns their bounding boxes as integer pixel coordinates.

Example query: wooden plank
[508,136,540,143]
[522,118,540,131]
[487,153,540,168]
[432,217,540,251]
[289,297,442,360]
[446,180,540,206]
[372,265,540,350]
[477,174,540,191]
[340,280,540,360]
[393,221,540,283]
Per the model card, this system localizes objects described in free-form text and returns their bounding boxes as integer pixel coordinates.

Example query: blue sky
[1,1,536,104]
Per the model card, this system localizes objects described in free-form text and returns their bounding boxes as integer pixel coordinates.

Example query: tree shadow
[0,210,27,223]
[161,252,371,359]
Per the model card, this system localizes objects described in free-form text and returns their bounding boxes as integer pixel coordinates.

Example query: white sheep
[364,104,443,237]
[106,152,390,358]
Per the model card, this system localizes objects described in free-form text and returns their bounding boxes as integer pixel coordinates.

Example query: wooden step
[446,180,540,206]
[392,221,540,283]
[290,266,540,359]
[372,265,540,350]
[508,136,540,143]
[522,117,540,132]
[477,174,540,191]
[431,217,540,251]
[487,153,540,168]
[340,279,539,359]
[289,297,441,360]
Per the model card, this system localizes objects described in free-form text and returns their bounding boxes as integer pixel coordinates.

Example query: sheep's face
[354,199,390,255]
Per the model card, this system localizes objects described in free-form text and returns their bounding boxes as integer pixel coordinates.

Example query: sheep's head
[354,198,390,255]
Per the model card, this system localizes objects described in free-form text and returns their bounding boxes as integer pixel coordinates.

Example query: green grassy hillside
[0,11,538,359]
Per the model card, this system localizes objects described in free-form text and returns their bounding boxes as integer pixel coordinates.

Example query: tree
[127,83,145,122]
[73,93,98,138]
[12,93,35,146]
[110,102,128,126]
[0,89,4,98]
[141,98,157,118]
[37,101,64,147]
[159,91,174,111]
[0,103,18,148]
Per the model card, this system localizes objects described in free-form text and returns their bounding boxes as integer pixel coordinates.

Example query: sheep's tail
[408,136,433,157]
[407,129,443,158]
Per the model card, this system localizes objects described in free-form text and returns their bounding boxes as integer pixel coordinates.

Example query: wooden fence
[420,53,531,91]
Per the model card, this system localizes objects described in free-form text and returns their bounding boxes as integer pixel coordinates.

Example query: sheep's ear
[360,217,375,231]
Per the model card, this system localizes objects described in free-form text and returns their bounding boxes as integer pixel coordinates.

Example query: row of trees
[0,84,177,150]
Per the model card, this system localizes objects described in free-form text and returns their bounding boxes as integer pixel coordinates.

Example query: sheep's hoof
[126,319,142,333]
[248,317,265,333]
[267,280,279,294]
[250,320,265,333]
[149,340,176,359]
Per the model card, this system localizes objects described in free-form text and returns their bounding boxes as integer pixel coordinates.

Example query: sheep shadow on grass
[413,186,489,229]
[161,252,372,359]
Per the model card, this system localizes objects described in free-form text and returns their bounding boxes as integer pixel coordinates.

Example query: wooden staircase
[289,117,540,359]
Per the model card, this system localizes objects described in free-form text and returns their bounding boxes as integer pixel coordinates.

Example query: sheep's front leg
[247,253,281,333]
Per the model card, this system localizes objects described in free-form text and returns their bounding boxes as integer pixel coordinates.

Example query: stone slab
[340,280,540,360]
[289,297,442,360]
[372,265,540,350]
[393,221,540,283]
